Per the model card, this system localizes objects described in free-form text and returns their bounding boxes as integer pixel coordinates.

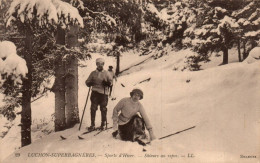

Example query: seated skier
[112,88,156,142]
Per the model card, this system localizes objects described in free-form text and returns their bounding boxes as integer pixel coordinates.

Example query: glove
[102,80,111,87]
[148,129,156,141]
[85,80,93,87]
[112,130,118,138]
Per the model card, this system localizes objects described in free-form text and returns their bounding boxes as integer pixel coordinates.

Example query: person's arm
[139,104,156,141]
[102,71,113,86]
[108,71,113,84]
[85,72,94,87]
[112,99,125,131]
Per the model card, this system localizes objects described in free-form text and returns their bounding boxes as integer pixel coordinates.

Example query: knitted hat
[96,58,105,63]
[130,88,143,100]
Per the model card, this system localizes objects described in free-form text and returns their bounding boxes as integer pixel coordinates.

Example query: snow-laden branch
[0,0,8,9]
[217,16,239,35]
[245,29,260,37]
[146,3,168,22]
[0,41,28,84]
[248,8,260,21]
[69,0,116,26]
[85,6,116,26]
[6,0,84,28]
[232,1,255,18]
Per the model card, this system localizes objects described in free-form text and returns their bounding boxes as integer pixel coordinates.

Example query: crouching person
[112,88,156,142]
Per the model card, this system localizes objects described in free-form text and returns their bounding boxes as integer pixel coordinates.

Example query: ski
[60,135,67,140]
[60,129,98,140]
[77,130,97,140]
[81,128,98,135]
[60,127,113,140]
[135,138,147,146]
[94,127,113,136]
[78,127,113,139]
[81,125,109,135]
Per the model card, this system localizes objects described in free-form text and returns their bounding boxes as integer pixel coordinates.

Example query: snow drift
[1,49,260,163]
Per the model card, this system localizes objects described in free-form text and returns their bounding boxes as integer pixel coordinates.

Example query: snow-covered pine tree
[232,0,260,61]
[161,1,197,48]
[5,0,84,146]
[217,15,239,64]
[72,0,147,77]
[142,1,198,60]
[190,0,259,65]
[184,1,240,66]
[0,41,28,120]
[0,0,9,40]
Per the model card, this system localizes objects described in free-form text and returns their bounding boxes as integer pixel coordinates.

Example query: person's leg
[89,91,98,130]
[119,115,146,141]
[132,115,146,140]
[99,93,108,129]
[118,115,137,141]
[118,123,131,141]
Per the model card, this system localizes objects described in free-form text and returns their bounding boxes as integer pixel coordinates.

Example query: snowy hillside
[1,48,260,163]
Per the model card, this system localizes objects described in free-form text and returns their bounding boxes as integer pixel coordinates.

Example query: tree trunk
[65,25,79,127]
[238,39,242,62]
[65,57,79,127]
[222,45,228,65]
[243,40,247,60]
[54,27,66,131]
[116,51,120,76]
[134,7,142,43]
[21,30,32,147]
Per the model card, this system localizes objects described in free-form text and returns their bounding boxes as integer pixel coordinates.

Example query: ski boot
[99,122,105,130]
[88,125,95,131]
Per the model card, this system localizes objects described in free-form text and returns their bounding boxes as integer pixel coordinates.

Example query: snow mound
[243,47,260,64]
[0,41,28,84]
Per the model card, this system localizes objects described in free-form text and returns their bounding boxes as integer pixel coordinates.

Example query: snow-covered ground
[1,48,260,163]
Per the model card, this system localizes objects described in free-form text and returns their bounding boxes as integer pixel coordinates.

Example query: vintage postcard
[0,0,259,163]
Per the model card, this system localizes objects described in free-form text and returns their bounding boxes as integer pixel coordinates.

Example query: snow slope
[1,49,260,163]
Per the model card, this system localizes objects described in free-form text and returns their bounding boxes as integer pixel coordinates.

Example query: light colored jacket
[108,70,116,84]
[112,97,152,130]
[86,69,112,95]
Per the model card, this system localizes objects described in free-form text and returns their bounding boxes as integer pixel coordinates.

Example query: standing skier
[112,88,156,142]
[85,58,112,131]
[107,65,117,97]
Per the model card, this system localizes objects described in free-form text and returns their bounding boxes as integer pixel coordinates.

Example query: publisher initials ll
[188,153,194,158]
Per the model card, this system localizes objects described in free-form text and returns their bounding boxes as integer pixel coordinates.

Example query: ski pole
[102,85,108,129]
[106,117,108,130]
[145,126,196,145]
[105,86,108,129]
[158,126,196,140]
[79,87,91,131]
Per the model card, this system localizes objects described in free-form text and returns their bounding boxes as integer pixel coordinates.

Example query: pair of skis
[60,126,196,144]
[60,127,113,140]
